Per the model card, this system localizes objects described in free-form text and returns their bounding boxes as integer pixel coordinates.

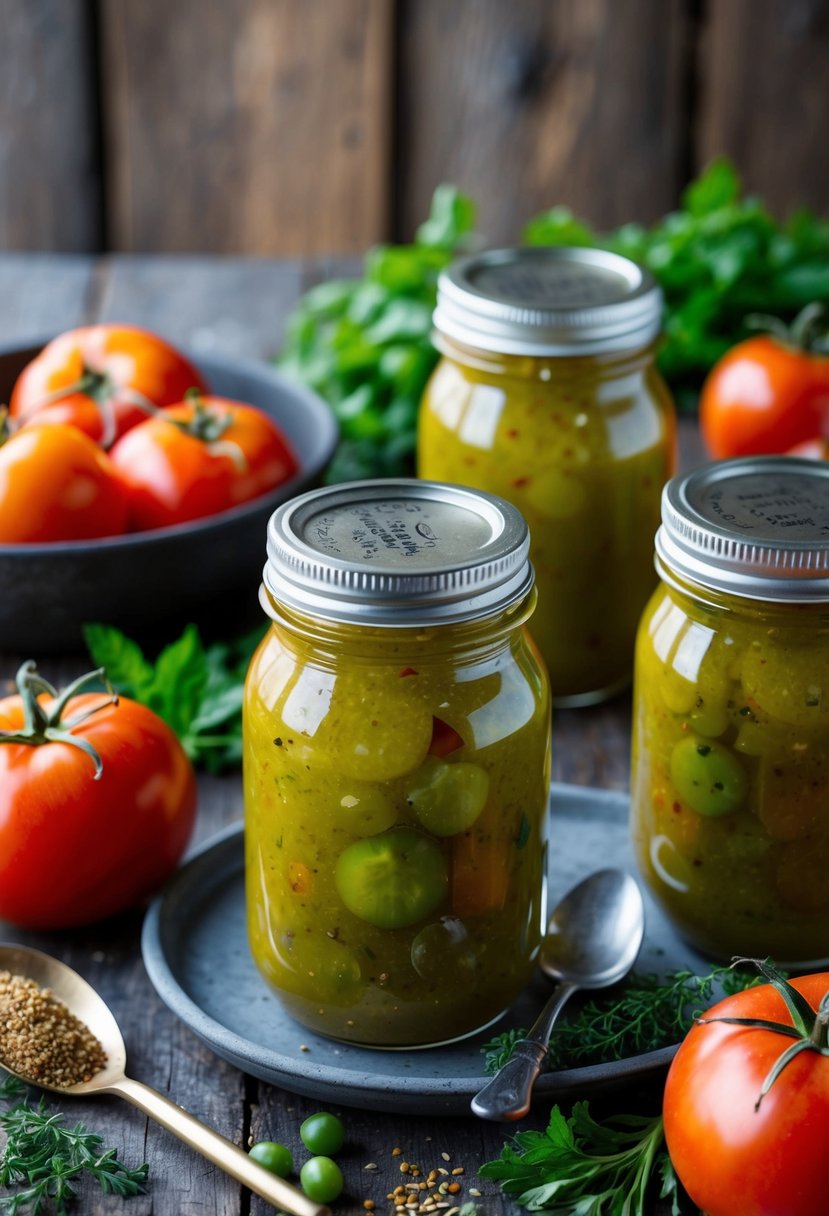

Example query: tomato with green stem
[9,325,207,446]
[0,661,196,928]
[0,420,128,542]
[700,303,829,458]
[109,394,298,530]
[664,959,829,1216]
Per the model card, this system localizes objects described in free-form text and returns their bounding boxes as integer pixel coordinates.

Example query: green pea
[300,1156,344,1204]
[670,736,748,817]
[300,1112,345,1156]
[249,1141,293,1178]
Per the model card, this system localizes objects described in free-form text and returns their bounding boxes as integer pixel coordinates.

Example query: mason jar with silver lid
[418,245,676,705]
[631,456,829,965]
[244,478,551,1047]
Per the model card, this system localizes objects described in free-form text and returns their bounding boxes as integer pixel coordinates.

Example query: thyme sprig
[0,1073,147,1214]
[482,963,764,1074]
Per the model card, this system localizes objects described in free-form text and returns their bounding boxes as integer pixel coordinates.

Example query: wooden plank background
[0,0,827,256]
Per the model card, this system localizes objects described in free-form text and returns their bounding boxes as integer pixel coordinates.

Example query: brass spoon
[0,943,329,1216]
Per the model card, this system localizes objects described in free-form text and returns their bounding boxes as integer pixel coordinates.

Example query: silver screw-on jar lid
[433,246,662,356]
[656,457,829,602]
[262,479,534,626]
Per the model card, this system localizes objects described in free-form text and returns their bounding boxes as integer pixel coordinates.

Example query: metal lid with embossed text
[262,479,533,626]
[656,457,829,602]
[433,246,662,356]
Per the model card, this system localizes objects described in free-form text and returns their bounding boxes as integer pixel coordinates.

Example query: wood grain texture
[0,0,100,251]
[397,0,689,243]
[97,255,305,357]
[0,255,97,341]
[100,0,393,255]
[697,0,829,214]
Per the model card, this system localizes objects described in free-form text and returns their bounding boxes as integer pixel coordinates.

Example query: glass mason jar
[632,457,829,966]
[244,479,551,1047]
[418,246,676,705]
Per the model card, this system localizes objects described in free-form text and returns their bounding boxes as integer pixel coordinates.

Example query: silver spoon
[0,944,329,1216]
[471,868,645,1121]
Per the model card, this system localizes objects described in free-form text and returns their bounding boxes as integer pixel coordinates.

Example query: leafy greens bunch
[0,1073,147,1214]
[84,622,263,772]
[479,1102,682,1216]
[525,158,829,398]
[280,161,829,477]
[278,185,476,484]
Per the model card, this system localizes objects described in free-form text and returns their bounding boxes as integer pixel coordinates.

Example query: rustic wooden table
[0,254,701,1215]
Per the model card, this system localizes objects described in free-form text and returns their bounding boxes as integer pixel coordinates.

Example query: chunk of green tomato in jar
[670,736,748,817]
[335,828,448,929]
[336,784,397,835]
[405,756,489,836]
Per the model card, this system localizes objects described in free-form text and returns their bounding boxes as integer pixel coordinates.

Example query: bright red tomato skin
[109,397,298,531]
[0,423,128,542]
[663,974,829,1216]
[0,693,196,929]
[9,325,207,443]
[700,336,829,458]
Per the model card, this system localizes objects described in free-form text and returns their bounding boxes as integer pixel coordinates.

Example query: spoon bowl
[0,943,329,1216]
[471,868,645,1121]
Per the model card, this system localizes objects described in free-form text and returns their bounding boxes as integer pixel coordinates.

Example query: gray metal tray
[142,783,707,1115]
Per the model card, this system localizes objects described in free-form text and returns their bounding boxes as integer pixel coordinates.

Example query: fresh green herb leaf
[84,623,263,772]
[479,1101,675,1216]
[0,1088,147,1214]
[279,184,476,481]
[525,159,829,394]
[481,963,764,1074]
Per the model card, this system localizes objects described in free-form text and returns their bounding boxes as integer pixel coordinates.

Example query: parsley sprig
[479,1102,681,1216]
[0,1075,147,1214]
[482,964,763,1074]
[84,622,263,772]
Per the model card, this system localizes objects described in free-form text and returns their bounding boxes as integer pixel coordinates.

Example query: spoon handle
[470,981,577,1121]
[109,1076,330,1216]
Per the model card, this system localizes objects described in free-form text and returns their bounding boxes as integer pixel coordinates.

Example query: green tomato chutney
[244,480,551,1047]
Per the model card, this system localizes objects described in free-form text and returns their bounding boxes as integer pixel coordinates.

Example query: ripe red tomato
[0,665,196,928]
[0,423,128,542]
[664,972,829,1216]
[109,396,298,530]
[700,332,829,458]
[9,325,207,445]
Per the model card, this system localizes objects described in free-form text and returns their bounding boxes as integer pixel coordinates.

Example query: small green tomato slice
[335,828,448,929]
[406,756,490,837]
[670,736,748,818]
[337,784,397,835]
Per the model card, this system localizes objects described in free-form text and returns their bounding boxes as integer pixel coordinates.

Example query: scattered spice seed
[447,1183,461,1195]
[441,1152,451,1162]
[363,1202,375,1211]
[365,1162,379,1171]
[451,1167,464,1176]
[468,1188,482,1197]
[392,1147,403,1156]
[0,970,106,1087]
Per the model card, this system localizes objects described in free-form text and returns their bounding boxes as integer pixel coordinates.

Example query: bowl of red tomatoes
[0,327,338,651]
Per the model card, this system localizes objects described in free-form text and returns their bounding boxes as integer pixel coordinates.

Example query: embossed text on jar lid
[656,457,829,602]
[433,246,663,356]
[263,479,533,626]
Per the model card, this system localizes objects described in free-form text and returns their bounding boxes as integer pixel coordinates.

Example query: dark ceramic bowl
[0,342,338,653]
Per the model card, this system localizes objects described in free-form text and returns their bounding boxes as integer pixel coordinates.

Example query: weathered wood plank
[100,0,393,255]
[697,0,829,215]
[397,0,689,243]
[97,255,306,358]
[0,1,100,251]
[0,255,97,343]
